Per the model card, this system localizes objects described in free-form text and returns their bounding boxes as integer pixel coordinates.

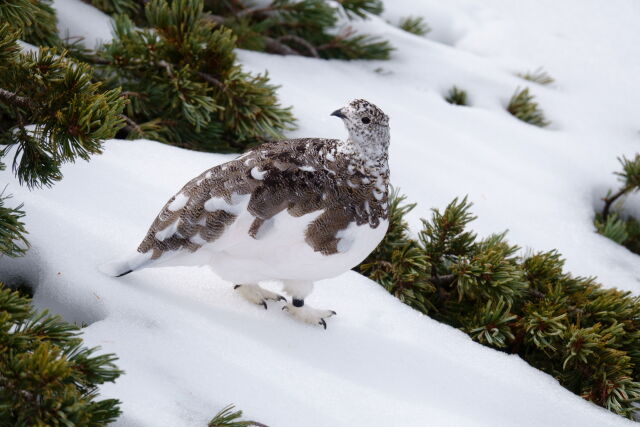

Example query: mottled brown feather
[137,135,389,259]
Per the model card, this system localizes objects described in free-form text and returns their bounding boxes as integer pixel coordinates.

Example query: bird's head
[331,99,390,156]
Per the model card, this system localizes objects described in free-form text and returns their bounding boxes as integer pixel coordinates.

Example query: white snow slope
[2,0,640,426]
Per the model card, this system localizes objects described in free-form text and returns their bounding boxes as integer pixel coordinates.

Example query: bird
[101,99,391,328]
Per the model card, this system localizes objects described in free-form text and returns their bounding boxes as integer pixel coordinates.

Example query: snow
[3,0,640,426]
[53,0,114,49]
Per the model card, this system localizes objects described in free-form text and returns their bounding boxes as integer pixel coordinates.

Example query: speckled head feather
[135,99,391,263]
[333,99,390,157]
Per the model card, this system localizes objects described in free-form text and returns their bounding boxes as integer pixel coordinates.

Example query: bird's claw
[282,303,336,328]
[234,284,286,310]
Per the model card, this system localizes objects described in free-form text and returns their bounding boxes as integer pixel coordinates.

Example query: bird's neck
[338,138,390,186]
[343,134,389,169]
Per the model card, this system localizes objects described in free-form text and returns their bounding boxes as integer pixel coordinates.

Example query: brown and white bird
[101,99,390,328]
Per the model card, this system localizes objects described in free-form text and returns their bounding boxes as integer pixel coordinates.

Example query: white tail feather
[99,251,153,277]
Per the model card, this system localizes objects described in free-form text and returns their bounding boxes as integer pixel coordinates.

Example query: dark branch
[430,274,455,287]
[197,71,225,89]
[264,37,301,56]
[202,14,225,25]
[277,35,320,58]
[317,26,356,51]
[236,5,278,18]
[120,91,144,99]
[602,187,630,222]
[120,114,142,135]
[429,273,455,305]
[0,88,35,110]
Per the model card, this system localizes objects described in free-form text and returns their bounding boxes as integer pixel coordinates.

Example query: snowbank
[3,0,640,425]
[0,140,632,426]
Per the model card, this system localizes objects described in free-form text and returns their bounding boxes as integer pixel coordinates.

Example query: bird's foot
[282,303,337,329]
[234,284,286,309]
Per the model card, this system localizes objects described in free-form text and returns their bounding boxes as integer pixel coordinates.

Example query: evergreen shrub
[357,191,640,419]
[91,0,295,152]
[86,0,393,60]
[0,284,122,425]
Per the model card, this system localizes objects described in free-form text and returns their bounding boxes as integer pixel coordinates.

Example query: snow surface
[3,0,640,426]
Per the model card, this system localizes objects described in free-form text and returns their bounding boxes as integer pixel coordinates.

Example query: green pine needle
[517,67,555,85]
[444,86,468,106]
[96,0,295,151]
[596,154,640,255]
[507,87,550,127]
[0,191,29,257]
[616,154,640,190]
[337,0,384,19]
[0,29,126,188]
[0,284,123,425]
[208,404,264,427]
[0,0,60,47]
[595,213,629,244]
[398,16,430,36]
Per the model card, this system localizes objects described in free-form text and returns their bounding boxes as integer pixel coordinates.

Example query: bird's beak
[331,109,346,119]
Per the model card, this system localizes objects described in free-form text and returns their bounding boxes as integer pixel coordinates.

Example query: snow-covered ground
[2,0,640,425]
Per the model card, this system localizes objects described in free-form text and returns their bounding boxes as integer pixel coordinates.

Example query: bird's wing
[136,138,370,260]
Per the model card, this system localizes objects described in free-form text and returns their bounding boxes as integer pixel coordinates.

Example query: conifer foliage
[94,0,294,151]
[88,0,392,60]
[0,14,125,257]
[517,67,554,86]
[506,87,549,127]
[208,404,268,427]
[0,284,122,425]
[357,191,640,419]
[398,16,430,36]
[595,154,640,254]
[0,23,125,188]
[444,86,468,106]
[0,5,125,423]
[0,192,28,258]
[0,0,59,47]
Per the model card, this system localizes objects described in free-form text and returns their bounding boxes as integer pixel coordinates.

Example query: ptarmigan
[101,99,390,328]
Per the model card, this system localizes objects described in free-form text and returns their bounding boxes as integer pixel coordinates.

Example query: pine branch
[276,35,319,57]
[0,40,126,188]
[0,191,29,257]
[197,71,225,89]
[0,284,122,424]
[429,274,456,287]
[0,88,35,110]
[601,187,629,222]
[235,4,278,18]
[96,0,294,151]
[264,37,301,55]
[120,114,142,134]
[208,404,270,427]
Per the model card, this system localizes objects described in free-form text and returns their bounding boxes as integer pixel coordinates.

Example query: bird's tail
[99,251,153,277]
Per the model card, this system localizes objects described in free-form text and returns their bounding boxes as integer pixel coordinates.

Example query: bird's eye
[361,117,371,124]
